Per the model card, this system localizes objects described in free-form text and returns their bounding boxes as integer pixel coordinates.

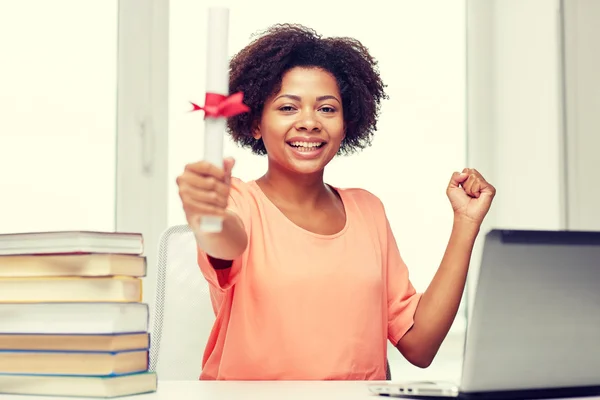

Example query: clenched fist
[176,157,235,228]
[446,167,496,225]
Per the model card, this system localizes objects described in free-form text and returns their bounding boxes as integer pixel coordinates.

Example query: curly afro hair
[227,24,388,155]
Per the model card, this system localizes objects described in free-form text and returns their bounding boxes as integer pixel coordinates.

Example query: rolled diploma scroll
[200,7,229,233]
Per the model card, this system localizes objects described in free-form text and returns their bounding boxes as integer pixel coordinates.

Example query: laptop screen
[461,229,600,393]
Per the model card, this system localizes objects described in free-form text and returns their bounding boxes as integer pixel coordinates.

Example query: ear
[252,124,262,140]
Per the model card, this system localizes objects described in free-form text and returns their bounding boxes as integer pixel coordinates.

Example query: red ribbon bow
[190,92,250,118]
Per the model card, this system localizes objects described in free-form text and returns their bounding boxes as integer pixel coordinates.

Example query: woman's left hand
[446,168,496,225]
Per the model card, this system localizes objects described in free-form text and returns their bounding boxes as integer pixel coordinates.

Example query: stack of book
[0,231,157,398]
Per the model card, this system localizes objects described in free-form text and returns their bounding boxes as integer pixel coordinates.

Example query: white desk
[1,381,599,400]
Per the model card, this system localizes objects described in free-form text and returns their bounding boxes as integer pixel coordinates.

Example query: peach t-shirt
[196,177,421,380]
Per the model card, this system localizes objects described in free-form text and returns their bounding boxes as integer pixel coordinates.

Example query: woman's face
[255,67,345,175]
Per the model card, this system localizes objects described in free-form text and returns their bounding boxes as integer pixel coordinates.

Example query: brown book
[0,349,148,375]
[0,253,146,278]
[0,333,149,352]
[0,276,142,303]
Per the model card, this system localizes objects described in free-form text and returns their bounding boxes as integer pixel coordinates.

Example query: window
[0,0,118,234]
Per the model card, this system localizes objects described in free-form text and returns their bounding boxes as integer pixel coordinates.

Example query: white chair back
[148,224,392,380]
[149,224,214,380]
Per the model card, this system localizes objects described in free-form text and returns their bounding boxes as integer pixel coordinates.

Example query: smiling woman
[175,24,423,380]
[174,21,494,382]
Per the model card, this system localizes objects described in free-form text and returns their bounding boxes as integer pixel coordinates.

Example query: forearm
[397,217,480,366]
[192,210,248,261]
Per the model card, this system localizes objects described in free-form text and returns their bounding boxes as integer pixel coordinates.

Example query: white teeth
[289,141,323,148]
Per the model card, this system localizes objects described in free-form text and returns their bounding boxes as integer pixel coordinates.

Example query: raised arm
[396,168,495,368]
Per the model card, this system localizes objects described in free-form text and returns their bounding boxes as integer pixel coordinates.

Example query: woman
[176,24,496,380]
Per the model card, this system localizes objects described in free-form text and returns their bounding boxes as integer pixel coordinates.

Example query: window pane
[0,0,118,234]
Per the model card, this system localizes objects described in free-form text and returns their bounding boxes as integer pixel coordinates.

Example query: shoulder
[335,186,389,230]
[336,186,394,246]
[230,176,254,194]
[229,176,262,198]
[336,186,385,211]
[335,186,392,247]
[227,177,259,214]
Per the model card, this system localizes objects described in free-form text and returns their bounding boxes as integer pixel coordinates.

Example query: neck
[259,162,329,208]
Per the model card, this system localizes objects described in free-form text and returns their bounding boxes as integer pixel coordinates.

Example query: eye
[278,105,296,112]
[319,106,336,113]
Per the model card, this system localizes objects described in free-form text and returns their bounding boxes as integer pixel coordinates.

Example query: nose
[294,109,322,132]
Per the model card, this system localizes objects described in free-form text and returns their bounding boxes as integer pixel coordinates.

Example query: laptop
[369,229,600,399]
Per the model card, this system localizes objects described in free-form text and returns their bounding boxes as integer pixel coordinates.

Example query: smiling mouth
[287,141,326,152]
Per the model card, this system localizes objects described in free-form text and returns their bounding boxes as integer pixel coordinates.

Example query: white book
[0,303,149,334]
[0,372,157,398]
[0,231,143,256]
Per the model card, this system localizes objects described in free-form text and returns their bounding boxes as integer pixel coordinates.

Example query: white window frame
[116,0,169,309]
[561,0,600,231]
